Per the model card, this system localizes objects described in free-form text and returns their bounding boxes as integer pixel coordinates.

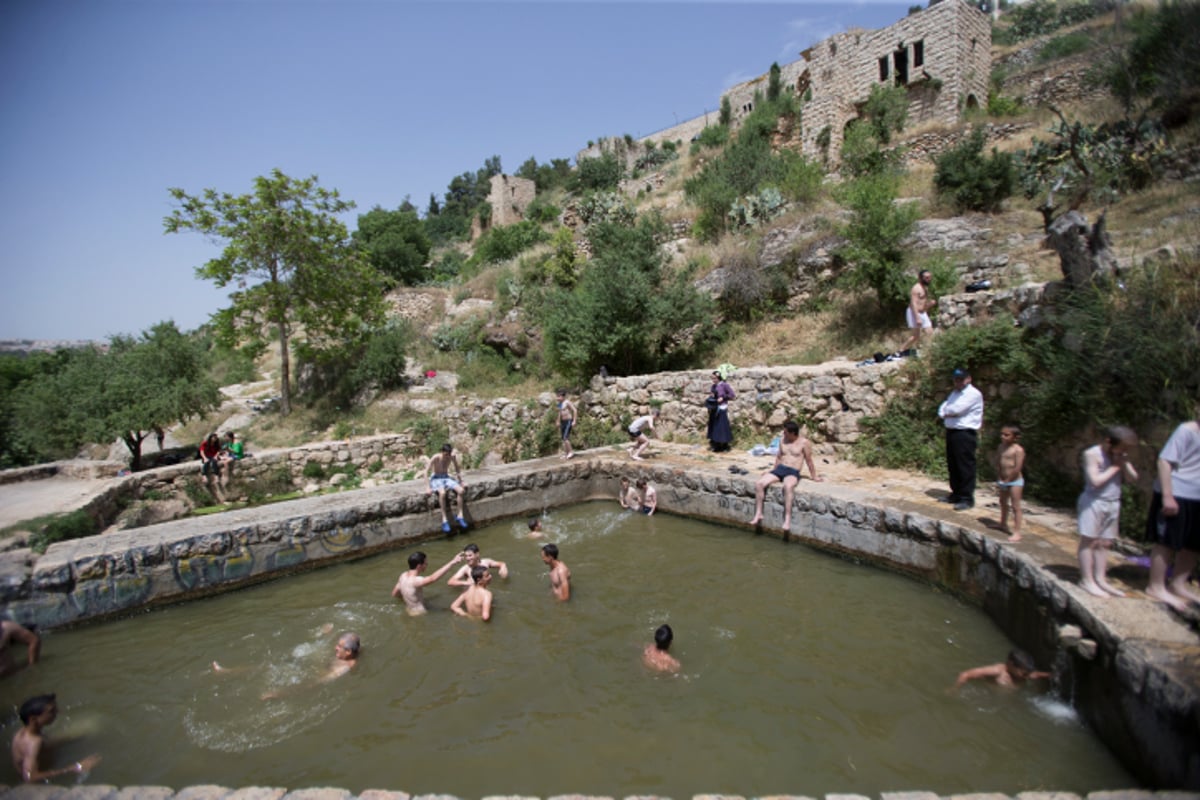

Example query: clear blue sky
[0,0,912,342]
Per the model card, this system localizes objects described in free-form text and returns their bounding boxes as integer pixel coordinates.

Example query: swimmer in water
[953,648,1050,689]
[642,624,680,673]
[527,517,545,539]
[541,543,571,602]
[0,620,40,678]
[447,544,509,586]
[260,632,361,701]
[450,565,494,621]
[392,551,464,614]
[11,694,102,782]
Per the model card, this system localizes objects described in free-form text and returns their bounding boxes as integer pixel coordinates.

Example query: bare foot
[782,517,792,531]
[1006,533,1022,543]
[566,452,575,459]
[1169,582,1200,605]
[631,455,643,461]
[1079,580,1108,598]
[1098,582,1127,598]
[212,661,224,672]
[749,514,763,526]
[1146,586,1189,612]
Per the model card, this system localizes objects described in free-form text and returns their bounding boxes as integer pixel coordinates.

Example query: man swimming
[447,544,509,586]
[392,551,464,614]
[11,694,101,782]
[541,543,571,602]
[643,624,681,673]
[450,565,494,621]
[749,419,823,530]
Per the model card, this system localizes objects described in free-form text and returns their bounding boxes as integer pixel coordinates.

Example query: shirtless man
[1,620,40,677]
[557,389,577,460]
[953,649,1051,689]
[451,565,494,621]
[643,624,681,673]
[541,543,571,602]
[899,269,936,355]
[636,477,657,516]
[750,419,823,531]
[392,551,464,614]
[260,632,361,700]
[11,694,101,782]
[448,544,509,587]
[426,443,467,533]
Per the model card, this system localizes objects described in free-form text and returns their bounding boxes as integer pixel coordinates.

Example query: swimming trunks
[640,506,653,515]
[770,465,801,481]
[429,474,461,493]
[996,477,1025,488]
[560,419,573,441]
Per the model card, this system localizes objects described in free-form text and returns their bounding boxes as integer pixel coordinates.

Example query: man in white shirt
[938,367,984,511]
[1145,414,1200,612]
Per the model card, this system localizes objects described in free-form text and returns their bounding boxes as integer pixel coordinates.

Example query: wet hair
[338,633,360,656]
[1104,426,1137,448]
[527,518,541,531]
[918,269,931,280]
[542,543,559,559]
[408,551,427,569]
[1006,648,1036,673]
[18,694,56,724]
[471,565,489,584]
[462,544,481,554]
[636,477,648,489]
[440,443,453,453]
[654,624,673,651]
[1001,423,1022,438]
[782,419,800,436]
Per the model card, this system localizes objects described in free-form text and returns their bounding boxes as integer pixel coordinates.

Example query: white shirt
[629,415,655,435]
[938,383,983,431]
[1155,420,1200,501]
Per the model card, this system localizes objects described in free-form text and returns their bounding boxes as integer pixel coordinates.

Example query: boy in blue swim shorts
[425,442,468,533]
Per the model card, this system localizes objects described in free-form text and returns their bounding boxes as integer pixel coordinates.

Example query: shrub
[576,152,623,191]
[302,460,326,479]
[349,320,412,393]
[836,173,920,309]
[1038,30,1092,62]
[471,221,549,265]
[404,416,451,457]
[577,191,636,228]
[30,510,98,554]
[933,127,1017,212]
[779,152,825,203]
[696,125,730,150]
[986,89,1024,117]
[728,187,786,230]
[525,195,561,224]
[715,241,791,322]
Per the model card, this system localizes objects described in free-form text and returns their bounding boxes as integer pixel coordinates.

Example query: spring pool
[2,503,1133,795]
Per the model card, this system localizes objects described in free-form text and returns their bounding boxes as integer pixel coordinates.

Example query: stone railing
[0,787,1180,800]
[3,450,1196,789]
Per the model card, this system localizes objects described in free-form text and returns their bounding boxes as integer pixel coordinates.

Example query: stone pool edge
[2,451,1198,790]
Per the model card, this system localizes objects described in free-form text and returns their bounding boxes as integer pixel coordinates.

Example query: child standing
[556,389,577,460]
[995,424,1026,542]
[1077,426,1139,598]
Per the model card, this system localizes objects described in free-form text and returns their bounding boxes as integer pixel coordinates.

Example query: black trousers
[945,428,978,502]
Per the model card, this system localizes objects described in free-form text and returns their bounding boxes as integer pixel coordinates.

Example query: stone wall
[0,787,1185,800]
[2,452,1197,788]
[487,174,536,228]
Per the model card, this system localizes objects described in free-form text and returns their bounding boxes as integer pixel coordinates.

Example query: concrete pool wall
[2,450,1197,791]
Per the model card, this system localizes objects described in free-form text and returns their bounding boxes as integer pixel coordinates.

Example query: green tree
[12,323,221,470]
[933,127,1017,212]
[543,215,717,379]
[353,204,432,286]
[576,152,623,191]
[767,62,783,103]
[719,95,733,127]
[165,169,386,416]
[837,173,921,309]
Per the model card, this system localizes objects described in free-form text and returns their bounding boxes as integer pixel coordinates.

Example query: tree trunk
[123,431,146,471]
[1046,209,1119,288]
[278,323,292,416]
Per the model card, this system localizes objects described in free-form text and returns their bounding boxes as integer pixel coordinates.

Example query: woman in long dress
[706,370,735,452]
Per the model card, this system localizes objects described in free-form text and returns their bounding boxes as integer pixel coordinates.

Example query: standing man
[898,269,936,356]
[541,544,571,602]
[426,443,468,533]
[392,551,464,615]
[1145,413,1200,611]
[938,367,984,511]
[749,419,823,531]
[556,389,577,460]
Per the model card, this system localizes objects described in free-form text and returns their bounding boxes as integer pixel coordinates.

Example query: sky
[0,0,914,342]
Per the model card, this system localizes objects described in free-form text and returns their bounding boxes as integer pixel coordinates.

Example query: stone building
[643,0,991,166]
[486,174,536,228]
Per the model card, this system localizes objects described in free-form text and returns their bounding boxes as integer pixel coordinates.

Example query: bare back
[396,571,429,615]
